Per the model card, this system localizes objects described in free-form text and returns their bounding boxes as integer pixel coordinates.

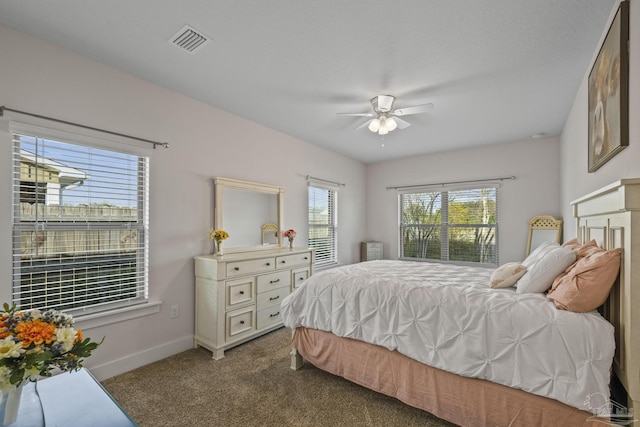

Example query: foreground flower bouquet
[0,303,102,423]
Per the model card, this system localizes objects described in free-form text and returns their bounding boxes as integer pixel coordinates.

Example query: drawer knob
[269,312,280,318]
[304,257,308,260]
[270,279,280,284]
[266,262,271,266]
[234,267,240,271]
[239,291,245,295]
[240,320,245,325]
[298,277,304,281]
[269,295,280,301]
[281,260,286,264]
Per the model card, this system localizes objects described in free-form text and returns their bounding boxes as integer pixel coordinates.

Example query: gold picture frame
[588,1,629,173]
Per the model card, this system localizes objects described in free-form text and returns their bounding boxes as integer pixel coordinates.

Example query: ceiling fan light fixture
[378,119,389,135]
[386,117,397,132]
[368,118,381,132]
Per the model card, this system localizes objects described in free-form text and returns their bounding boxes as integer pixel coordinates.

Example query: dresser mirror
[214,177,284,252]
[526,215,563,256]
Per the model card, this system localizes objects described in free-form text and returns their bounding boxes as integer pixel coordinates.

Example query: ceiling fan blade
[392,103,434,116]
[393,117,411,129]
[337,112,375,117]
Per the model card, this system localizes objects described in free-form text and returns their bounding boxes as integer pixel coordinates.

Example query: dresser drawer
[292,267,310,289]
[226,306,255,340]
[257,305,282,330]
[257,270,290,293]
[257,287,290,310]
[276,252,311,269]
[226,277,255,309]
[226,257,275,278]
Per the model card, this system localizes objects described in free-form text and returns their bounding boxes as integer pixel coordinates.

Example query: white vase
[288,239,294,249]
[0,384,23,426]
[0,381,44,426]
[216,241,223,256]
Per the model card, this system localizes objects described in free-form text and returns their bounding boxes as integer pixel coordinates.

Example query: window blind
[12,131,149,315]
[400,186,498,265]
[308,185,338,267]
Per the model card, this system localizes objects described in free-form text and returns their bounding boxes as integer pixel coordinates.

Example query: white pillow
[522,241,560,268]
[517,246,576,294]
[490,263,528,288]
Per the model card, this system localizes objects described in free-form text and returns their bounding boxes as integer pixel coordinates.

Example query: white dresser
[194,248,313,359]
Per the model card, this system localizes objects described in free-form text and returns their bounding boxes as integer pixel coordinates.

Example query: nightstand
[360,241,383,261]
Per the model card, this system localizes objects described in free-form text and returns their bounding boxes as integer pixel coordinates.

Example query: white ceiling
[0,0,616,163]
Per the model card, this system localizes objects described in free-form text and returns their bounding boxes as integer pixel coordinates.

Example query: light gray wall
[0,24,366,380]
[560,0,640,237]
[365,138,562,264]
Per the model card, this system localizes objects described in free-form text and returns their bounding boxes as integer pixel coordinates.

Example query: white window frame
[398,184,499,266]
[9,119,159,328]
[308,180,339,268]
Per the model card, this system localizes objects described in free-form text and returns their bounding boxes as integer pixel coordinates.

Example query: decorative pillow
[522,241,561,268]
[561,238,581,251]
[516,246,576,294]
[562,238,597,253]
[490,263,528,288]
[548,247,621,313]
[548,242,600,293]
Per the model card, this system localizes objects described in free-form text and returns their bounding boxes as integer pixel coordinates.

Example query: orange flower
[15,319,56,348]
[74,329,84,344]
[0,317,9,339]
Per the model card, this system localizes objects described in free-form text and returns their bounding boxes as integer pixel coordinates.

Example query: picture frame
[588,0,629,173]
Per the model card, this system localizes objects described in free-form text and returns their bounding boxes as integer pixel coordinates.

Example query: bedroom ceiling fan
[337,95,434,135]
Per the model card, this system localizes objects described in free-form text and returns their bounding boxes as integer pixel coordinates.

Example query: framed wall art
[588,0,629,173]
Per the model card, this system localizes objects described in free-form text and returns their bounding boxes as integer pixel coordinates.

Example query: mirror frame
[261,223,279,245]
[214,177,284,252]
[526,215,563,256]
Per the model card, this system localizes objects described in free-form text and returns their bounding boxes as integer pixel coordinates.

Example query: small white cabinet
[361,241,383,261]
[194,248,313,359]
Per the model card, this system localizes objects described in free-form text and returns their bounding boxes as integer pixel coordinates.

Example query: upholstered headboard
[572,179,640,420]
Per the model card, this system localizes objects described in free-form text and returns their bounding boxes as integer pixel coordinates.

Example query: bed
[281,179,640,426]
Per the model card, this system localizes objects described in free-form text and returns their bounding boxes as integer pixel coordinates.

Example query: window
[399,186,498,265]
[308,185,338,267]
[11,128,149,315]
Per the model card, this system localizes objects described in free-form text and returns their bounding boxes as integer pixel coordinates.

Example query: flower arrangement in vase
[0,303,102,425]
[209,229,229,255]
[283,229,296,249]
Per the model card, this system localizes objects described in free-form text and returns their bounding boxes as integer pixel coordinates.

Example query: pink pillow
[561,238,596,252]
[561,238,581,251]
[547,246,621,312]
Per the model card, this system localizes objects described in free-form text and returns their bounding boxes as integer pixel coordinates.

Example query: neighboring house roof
[20,149,88,189]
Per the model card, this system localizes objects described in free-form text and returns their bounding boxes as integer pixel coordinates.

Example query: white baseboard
[88,335,195,382]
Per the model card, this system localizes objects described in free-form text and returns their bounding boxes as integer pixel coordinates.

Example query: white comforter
[281,260,615,411]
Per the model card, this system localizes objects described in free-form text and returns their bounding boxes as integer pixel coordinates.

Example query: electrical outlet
[170,305,179,319]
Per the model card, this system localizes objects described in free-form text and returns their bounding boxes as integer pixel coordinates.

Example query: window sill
[75,301,162,331]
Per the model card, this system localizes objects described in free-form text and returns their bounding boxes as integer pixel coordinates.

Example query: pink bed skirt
[292,327,605,426]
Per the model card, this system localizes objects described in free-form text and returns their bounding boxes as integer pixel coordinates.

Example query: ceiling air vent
[169,25,211,54]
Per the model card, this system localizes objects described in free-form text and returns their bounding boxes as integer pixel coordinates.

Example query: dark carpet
[101,327,457,426]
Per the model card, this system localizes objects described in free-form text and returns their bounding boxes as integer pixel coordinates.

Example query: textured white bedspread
[281,260,615,411]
